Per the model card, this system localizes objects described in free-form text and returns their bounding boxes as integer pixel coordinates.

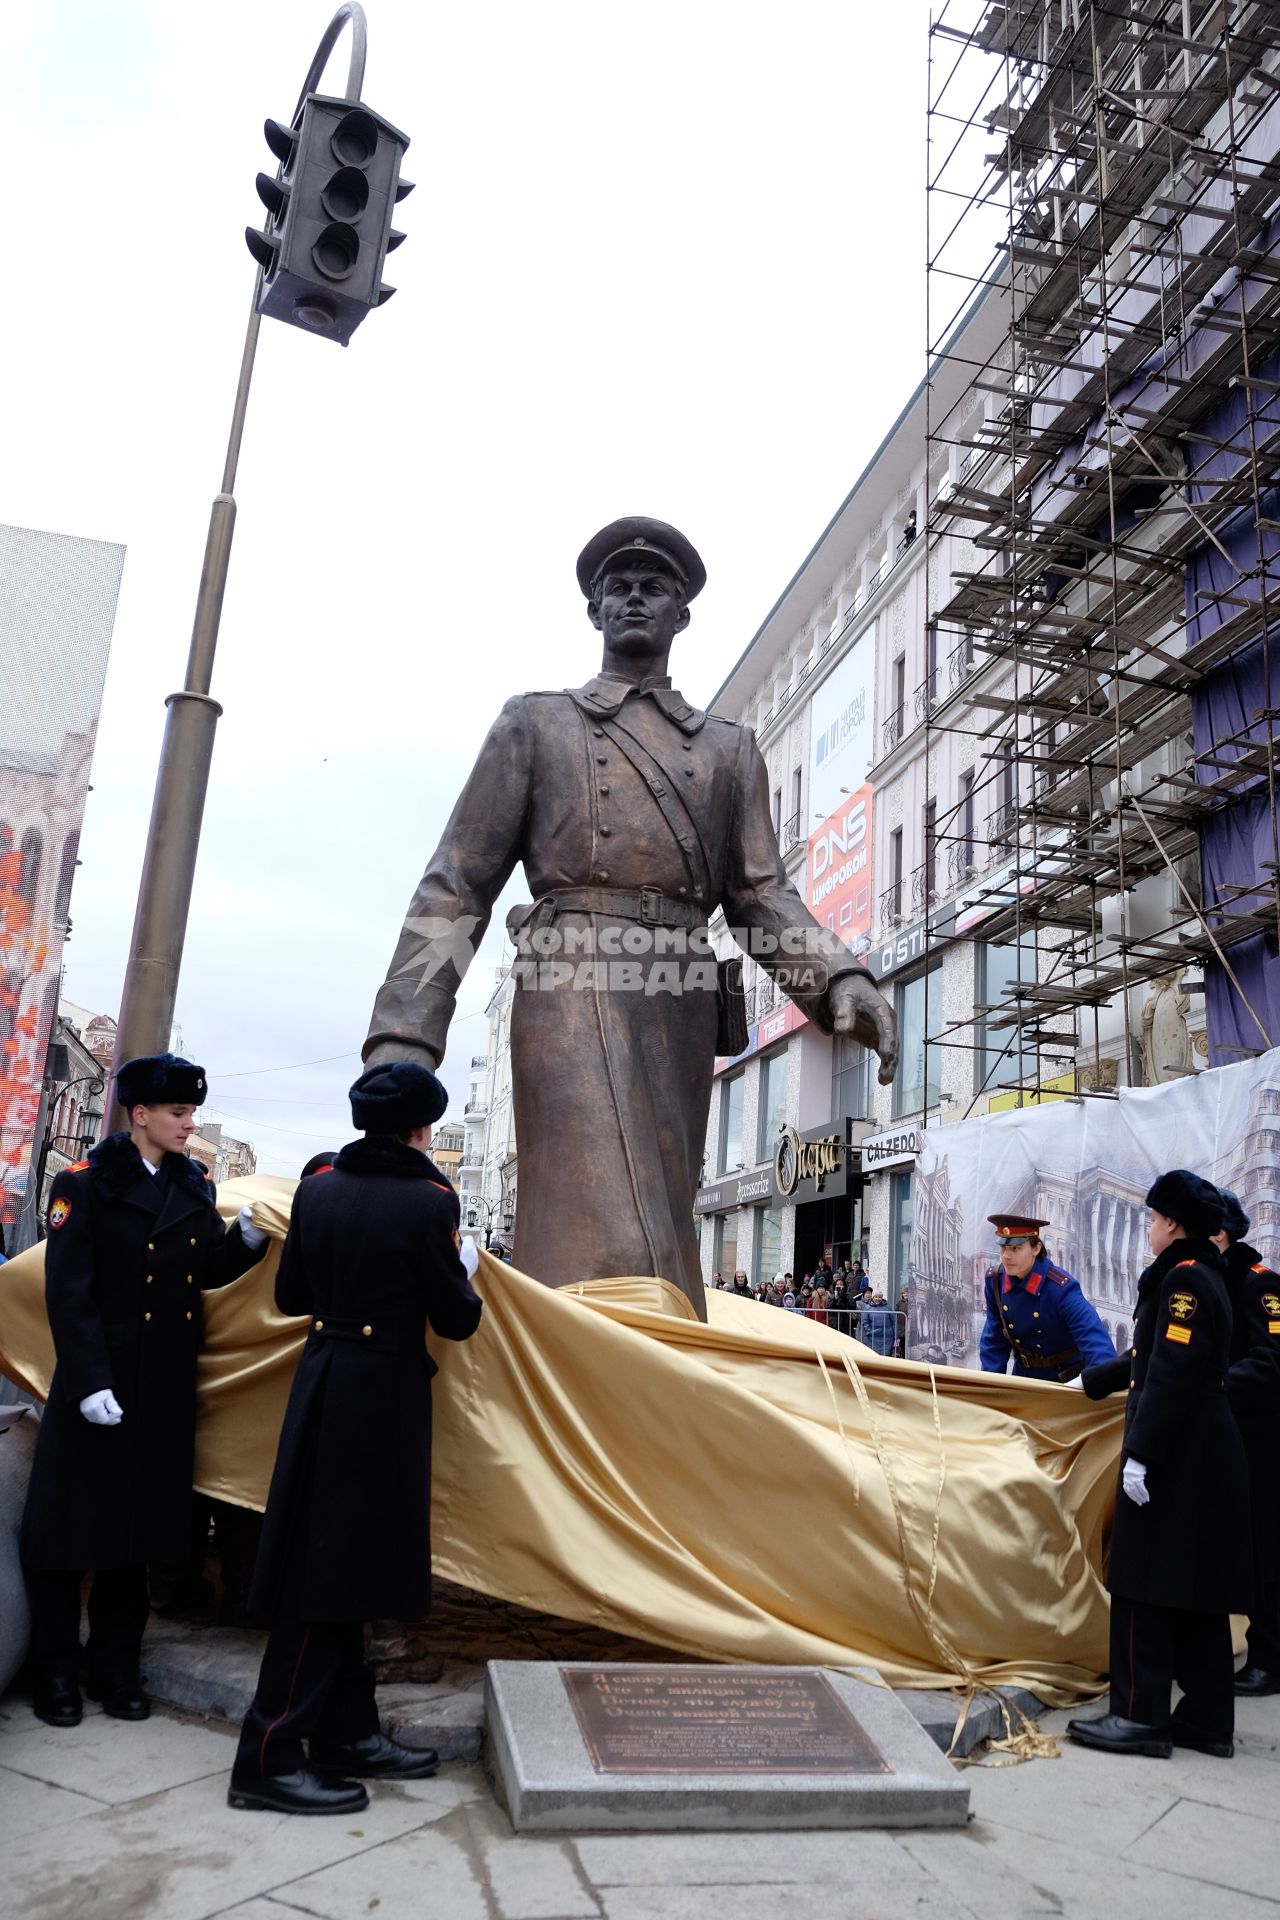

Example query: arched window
[18,829,42,908]
[52,832,79,931]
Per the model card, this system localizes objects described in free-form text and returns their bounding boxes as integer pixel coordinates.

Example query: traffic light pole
[107,5,370,1128]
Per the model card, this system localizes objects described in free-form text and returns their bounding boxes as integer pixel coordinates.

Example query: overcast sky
[4,0,935,1173]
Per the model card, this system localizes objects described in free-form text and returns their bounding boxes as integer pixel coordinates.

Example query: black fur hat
[349,1061,448,1133]
[1146,1168,1225,1238]
[116,1053,207,1111]
[1216,1187,1251,1240]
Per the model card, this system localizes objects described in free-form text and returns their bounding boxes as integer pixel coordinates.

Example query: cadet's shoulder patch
[1168,1290,1197,1321]
[1262,1291,1280,1318]
[1165,1323,1192,1344]
[48,1197,71,1230]
[68,1160,90,1173]
[1254,1263,1274,1276]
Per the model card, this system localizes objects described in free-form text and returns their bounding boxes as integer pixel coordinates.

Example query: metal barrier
[799,1306,909,1356]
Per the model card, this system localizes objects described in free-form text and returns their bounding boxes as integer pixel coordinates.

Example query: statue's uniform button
[597,871,610,882]
[593,728,604,738]
[682,742,692,751]
[600,826,612,837]
[678,888,688,898]
[599,785,610,796]
[596,755,607,765]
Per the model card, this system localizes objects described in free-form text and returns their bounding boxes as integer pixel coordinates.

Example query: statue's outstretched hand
[827,974,899,1086]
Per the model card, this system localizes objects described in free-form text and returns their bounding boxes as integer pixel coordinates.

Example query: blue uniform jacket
[980,1250,1115,1378]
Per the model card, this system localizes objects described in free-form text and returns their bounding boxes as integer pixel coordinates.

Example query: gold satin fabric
[0,1175,1120,1701]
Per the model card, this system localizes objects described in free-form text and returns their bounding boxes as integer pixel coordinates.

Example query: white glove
[459,1238,480,1278]
[80,1389,123,1426]
[237,1205,268,1251]
[1121,1458,1149,1507]
[1065,1377,1085,1390]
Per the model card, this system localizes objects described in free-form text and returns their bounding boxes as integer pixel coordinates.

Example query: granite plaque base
[485,1662,971,1832]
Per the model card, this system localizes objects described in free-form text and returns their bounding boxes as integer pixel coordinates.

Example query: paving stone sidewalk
[1,1684,1278,1920]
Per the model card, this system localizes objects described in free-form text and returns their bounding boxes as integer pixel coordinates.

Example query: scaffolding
[921,0,1280,1109]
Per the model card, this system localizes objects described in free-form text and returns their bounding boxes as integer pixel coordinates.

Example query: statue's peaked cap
[576,517,706,601]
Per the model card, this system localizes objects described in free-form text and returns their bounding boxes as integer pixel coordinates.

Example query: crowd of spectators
[710,1260,908,1356]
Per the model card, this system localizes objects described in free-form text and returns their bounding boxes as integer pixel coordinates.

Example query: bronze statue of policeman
[365,518,897,1318]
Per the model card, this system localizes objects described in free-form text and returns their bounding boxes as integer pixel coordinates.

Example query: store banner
[0,525,124,1237]
[806,624,876,955]
[908,1050,1280,1369]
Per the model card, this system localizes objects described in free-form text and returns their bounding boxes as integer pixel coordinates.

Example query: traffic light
[246,93,413,346]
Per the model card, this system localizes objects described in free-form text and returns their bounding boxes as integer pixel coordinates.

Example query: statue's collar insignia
[569,678,706,734]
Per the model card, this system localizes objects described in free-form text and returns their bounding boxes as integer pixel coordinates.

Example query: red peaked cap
[988,1214,1050,1239]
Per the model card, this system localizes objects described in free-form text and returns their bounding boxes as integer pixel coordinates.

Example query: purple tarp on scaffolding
[1185,357,1280,1063]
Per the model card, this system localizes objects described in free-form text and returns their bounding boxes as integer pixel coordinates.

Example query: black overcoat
[247,1137,483,1625]
[1223,1240,1280,1588]
[21,1132,261,1569]
[1085,1238,1252,1614]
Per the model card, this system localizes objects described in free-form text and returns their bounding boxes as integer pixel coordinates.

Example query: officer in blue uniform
[979,1213,1116,1380]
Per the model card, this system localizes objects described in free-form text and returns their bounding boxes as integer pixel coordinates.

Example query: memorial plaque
[560,1665,889,1775]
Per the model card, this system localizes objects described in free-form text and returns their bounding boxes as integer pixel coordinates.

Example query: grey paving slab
[487,1663,970,1832]
[962,1737,1179,1853]
[899,1823,1280,1920]
[465,1790,603,1917]
[1,1768,447,1920]
[268,1814,492,1920]
[0,1759,108,1833]
[0,1706,238,1805]
[574,1829,924,1886]
[1127,1799,1280,1903]
[595,1884,974,1920]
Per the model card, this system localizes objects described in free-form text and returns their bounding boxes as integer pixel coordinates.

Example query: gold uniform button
[144,1312,152,1323]
[186,1311,193,1321]
[147,1242,155,1252]
[190,1237,197,1247]
[186,1274,193,1283]
[146,1276,153,1285]
[362,1324,373,1337]
[315,1319,324,1330]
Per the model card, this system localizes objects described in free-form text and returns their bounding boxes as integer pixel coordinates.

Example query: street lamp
[35,1072,105,1233]
[108,4,411,1126]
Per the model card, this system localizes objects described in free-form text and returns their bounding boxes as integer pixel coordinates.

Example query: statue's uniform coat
[366,676,875,1317]
[22,1132,260,1570]
[247,1137,482,1625]
[1087,1239,1253,1615]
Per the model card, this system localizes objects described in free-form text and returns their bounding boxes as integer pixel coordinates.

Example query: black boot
[32,1672,82,1729]
[86,1671,150,1721]
[1067,1713,1172,1757]
[310,1731,440,1780]
[1170,1723,1233,1758]
[1234,1665,1280,1697]
[227,1768,369,1815]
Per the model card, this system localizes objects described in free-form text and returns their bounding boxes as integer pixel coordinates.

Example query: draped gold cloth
[0,1175,1121,1702]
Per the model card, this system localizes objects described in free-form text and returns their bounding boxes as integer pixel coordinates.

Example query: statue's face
[589,562,690,658]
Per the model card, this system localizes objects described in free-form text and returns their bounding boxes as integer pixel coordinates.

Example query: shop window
[754,1207,784,1288]
[714,1213,739,1284]
[757,1047,788,1161]
[832,1032,872,1124]
[890,1169,913,1305]
[719,1072,745,1173]
[893,967,942,1117]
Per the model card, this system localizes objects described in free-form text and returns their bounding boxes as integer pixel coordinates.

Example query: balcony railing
[910,863,938,912]
[989,801,1019,854]
[948,841,978,888]
[881,708,904,754]
[464,1098,487,1115]
[879,881,905,927]
[949,641,978,690]
[913,671,938,723]
[470,1055,486,1069]
[780,809,803,854]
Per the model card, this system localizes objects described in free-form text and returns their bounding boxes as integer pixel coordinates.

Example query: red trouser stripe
[259,1627,311,1776]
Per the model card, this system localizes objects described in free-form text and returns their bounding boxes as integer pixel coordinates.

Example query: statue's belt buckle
[639,887,664,926]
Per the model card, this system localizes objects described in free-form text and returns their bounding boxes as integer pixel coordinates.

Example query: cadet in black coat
[1070,1170,1252,1760]
[1215,1189,1280,1695]
[230,1061,483,1818]
[21,1055,265,1728]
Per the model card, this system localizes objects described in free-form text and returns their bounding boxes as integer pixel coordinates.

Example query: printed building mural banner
[909,1050,1280,1368]
[806,625,875,956]
[0,525,124,1233]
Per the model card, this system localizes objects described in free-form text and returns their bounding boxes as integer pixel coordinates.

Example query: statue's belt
[532,886,704,930]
